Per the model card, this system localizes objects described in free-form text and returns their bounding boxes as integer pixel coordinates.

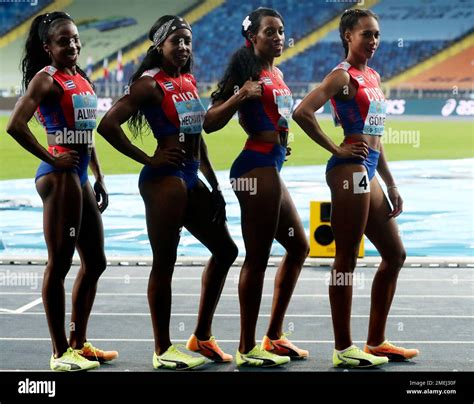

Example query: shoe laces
[168,344,193,360]
[277,332,299,349]
[65,347,88,364]
[80,342,100,360]
[206,336,223,350]
[343,345,361,356]
[280,332,292,340]
[251,346,277,359]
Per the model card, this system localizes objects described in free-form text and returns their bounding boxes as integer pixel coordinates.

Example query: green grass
[0,115,472,180]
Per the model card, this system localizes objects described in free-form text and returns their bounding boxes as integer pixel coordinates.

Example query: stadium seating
[1,0,473,95]
[190,0,348,83]
[279,0,473,85]
[0,0,53,36]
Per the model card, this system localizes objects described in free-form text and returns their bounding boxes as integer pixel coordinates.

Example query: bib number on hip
[353,172,370,194]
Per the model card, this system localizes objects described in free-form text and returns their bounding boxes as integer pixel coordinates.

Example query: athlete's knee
[382,248,406,271]
[150,252,177,279]
[215,241,238,268]
[243,251,271,273]
[334,250,358,271]
[81,254,107,281]
[286,238,310,263]
[44,257,73,280]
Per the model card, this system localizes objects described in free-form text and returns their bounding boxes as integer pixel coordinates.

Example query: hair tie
[242,15,252,32]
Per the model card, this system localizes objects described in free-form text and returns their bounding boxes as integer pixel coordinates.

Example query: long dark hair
[339,9,379,57]
[21,12,91,91]
[128,15,193,138]
[211,7,284,103]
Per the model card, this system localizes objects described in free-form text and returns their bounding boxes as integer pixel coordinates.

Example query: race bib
[72,94,97,130]
[363,100,386,135]
[174,98,206,134]
[353,172,370,194]
[276,94,293,129]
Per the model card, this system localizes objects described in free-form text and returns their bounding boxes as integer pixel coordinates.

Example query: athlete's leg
[364,178,406,346]
[184,180,238,340]
[266,178,309,339]
[36,172,83,357]
[140,176,187,354]
[235,167,282,353]
[69,182,107,349]
[326,164,370,350]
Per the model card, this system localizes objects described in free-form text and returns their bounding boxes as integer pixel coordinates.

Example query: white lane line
[0,312,472,318]
[0,337,473,344]
[61,276,474,282]
[13,297,43,314]
[1,292,473,298]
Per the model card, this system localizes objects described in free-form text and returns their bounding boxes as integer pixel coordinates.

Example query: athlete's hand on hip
[335,142,368,159]
[94,178,109,213]
[240,79,263,100]
[387,187,403,218]
[148,147,186,168]
[52,148,80,169]
[211,187,227,226]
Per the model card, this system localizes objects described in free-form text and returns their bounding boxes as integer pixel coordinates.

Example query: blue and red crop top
[238,67,293,134]
[140,68,206,138]
[35,65,97,151]
[330,61,386,136]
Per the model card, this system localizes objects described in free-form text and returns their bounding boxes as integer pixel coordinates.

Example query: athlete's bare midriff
[155,132,201,161]
[246,130,287,145]
[345,133,381,151]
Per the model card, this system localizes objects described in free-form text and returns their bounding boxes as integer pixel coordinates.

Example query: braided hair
[211,7,284,103]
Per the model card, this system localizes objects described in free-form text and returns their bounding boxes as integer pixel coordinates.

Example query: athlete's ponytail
[128,15,193,138]
[21,14,50,91]
[211,7,284,103]
[339,9,378,57]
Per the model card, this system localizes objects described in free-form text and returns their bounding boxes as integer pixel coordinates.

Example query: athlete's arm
[89,146,108,212]
[292,70,368,159]
[377,143,402,218]
[98,78,185,168]
[6,73,79,168]
[199,138,226,224]
[199,138,219,190]
[373,72,402,218]
[96,77,157,165]
[203,78,263,133]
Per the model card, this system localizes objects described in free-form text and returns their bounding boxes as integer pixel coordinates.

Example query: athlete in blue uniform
[97,15,237,370]
[294,9,418,367]
[205,8,310,367]
[7,12,117,371]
